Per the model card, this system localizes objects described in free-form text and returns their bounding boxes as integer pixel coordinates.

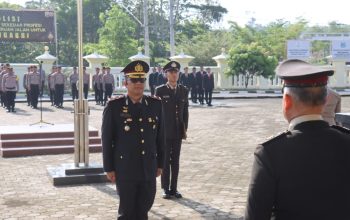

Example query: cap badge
[171,62,177,67]
[135,63,143,72]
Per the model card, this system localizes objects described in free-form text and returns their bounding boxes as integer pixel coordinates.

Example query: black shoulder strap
[331,125,350,134]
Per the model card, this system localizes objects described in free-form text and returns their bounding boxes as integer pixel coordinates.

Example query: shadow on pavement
[173,197,243,220]
[91,183,118,197]
[91,183,174,220]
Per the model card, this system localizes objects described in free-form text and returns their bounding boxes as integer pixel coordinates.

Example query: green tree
[115,0,227,60]
[85,5,138,66]
[178,28,234,66]
[229,19,307,61]
[0,2,22,9]
[227,43,278,88]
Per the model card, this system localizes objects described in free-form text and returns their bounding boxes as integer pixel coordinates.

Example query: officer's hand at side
[183,132,187,140]
[156,168,162,177]
[106,171,116,183]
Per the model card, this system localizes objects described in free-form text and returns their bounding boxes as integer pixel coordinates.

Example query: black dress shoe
[170,190,182,198]
[162,190,171,199]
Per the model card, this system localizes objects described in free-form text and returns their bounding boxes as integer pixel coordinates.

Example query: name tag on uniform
[120,112,131,118]
[163,95,170,98]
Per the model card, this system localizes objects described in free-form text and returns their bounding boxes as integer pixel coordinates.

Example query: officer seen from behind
[245,59,350,220]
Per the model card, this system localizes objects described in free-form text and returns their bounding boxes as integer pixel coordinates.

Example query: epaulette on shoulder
[148,95,161,101]
[261,130,290,146]
[331,125,350,134]
[156,84,167,90]
[108,94,125,102]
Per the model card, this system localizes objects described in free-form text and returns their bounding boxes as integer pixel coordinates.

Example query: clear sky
[217,0,350,27]
[3,0,350,27]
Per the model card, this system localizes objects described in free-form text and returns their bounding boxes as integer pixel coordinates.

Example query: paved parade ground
[1,97,350,219]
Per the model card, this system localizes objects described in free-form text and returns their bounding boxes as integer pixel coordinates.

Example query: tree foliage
[178,28,234,66]
[229,19,308,61]
[2,0,350,70]
[85,5,138,66]
[227,43,278,88]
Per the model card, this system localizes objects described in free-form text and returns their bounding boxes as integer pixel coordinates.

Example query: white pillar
[330,61,347,87]
[213,48,230,89]
[170,50,195,72]
[35,46,57,75]
[83,52,108,70]
[83,52,109,89]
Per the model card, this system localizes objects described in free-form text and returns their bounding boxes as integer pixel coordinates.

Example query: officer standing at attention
[203,67,214,106]
[39,65,46,97]
[189,67,197,103]
[2,67,19,112]
[154,66,162,87]
[102,67,114,106]
[48,66,57,106]
[148,67,157,96]
[102,60,164,220]
[99,67,106,105]
[27,65,41,109]
[69,67,79,101]
[155,61,189,199]
[179,67,191,89]
[0,64,7,108]
[23,67,31,106]
[83,67,90,99]
[245,59,350,220]
[157,66,167,86]
[92,67,101,105]
[52,66,65,108]
[196,65,205,105]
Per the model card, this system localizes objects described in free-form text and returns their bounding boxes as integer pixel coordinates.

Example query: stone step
[0,124,102,158]
[0,130,99,140]
[1,137,101,148]
[0,144,102,158]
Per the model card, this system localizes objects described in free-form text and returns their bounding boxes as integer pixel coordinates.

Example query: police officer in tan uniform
[48,66,57,106]
[2,67,19,112]
[69,67,79,101]
[102,67,114,106]
[52,66,65,108]
[27,65,41,109]
[0,64,7,108]
[83,67,90,99]
[92,67,101,105]
[23,67,31,106]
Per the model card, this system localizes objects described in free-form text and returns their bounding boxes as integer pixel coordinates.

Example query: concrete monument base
[47,163,108,186]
